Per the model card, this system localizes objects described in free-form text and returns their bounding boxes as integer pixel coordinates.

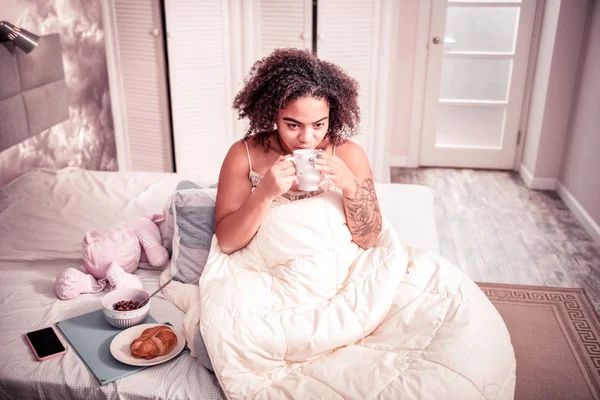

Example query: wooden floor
[391,167,600,312]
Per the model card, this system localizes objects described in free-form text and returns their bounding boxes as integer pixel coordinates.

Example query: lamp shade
[0,21,40,53]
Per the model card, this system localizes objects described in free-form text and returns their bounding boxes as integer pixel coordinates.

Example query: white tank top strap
[242,139,254,173]
[333,145,336,156]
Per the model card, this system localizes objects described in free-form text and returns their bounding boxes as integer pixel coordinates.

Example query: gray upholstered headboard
[0,34,69,152]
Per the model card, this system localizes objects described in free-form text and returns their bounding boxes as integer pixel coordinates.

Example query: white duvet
[165,190,516,399]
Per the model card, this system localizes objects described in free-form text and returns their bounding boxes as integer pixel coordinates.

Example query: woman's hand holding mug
[311,150,356,195]
[258,149,356,198]
[257,155,296,200]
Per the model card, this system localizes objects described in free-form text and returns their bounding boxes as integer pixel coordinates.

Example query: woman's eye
[287,124,298,129]
[314,123,325,129]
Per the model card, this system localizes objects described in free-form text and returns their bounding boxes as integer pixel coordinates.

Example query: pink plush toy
[55,214,169,300]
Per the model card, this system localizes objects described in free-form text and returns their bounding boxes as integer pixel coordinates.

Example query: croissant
[130,325,177,359]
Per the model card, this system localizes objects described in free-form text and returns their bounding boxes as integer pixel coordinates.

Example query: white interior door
[419,0,537,169]
[259,0,312,57]
[165,0,313,178]
[317,0,381,167]
[164,0,234,180]
[105,0,174,173]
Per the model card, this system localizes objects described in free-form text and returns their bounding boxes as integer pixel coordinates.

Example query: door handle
[432,36,455,45]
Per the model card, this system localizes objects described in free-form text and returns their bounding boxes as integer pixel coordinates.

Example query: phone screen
[26,327,66,358]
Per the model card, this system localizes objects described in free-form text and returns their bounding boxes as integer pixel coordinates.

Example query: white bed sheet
[0,167,439,400]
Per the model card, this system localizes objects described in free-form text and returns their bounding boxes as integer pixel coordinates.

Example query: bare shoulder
[222,140,251,173]
[215,140,253,223]
[335,140,371,175]
[335,140,367,159]
[216,140,251,190]
[228,139,249,157]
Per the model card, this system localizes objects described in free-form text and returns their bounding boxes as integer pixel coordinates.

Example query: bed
[0,167,441,400]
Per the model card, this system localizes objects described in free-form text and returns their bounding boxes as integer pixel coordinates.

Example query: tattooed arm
[312,141,382,249]
[342,177,383,248]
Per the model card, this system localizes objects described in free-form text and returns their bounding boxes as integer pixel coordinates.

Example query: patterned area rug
[478,283,600,400]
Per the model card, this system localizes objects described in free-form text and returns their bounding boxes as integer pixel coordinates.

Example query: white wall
[535,0,589,178]
[521,0,589,181]
[390,0,419,158]
[0,0,23,23]
[558,0,600,239]
[521,0,560,176]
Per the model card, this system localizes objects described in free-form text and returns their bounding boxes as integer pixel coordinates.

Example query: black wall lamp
[0,21,40,53]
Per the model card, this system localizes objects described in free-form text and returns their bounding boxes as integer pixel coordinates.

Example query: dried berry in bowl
[113,300,140,311]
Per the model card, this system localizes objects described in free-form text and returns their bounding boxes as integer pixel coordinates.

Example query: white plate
[110,323,186,366]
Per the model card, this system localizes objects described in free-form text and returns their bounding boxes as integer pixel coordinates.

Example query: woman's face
[276,96,330,152]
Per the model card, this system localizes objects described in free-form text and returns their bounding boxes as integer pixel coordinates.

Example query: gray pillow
[159,180,216,250]
[176,180,204,191]
[193,324,213,372]
[170,188,217,284]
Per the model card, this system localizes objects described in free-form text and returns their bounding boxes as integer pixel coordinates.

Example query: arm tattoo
[344,178,382,240]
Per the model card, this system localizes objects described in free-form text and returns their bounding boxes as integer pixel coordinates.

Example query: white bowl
[101,288,150,329]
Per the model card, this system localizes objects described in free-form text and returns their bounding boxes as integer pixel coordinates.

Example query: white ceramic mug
[289,149,320,191]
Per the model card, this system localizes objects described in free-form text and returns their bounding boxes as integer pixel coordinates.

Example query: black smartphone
[25,327,67,361]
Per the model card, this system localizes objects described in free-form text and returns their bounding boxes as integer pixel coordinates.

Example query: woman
[215,48,382,254]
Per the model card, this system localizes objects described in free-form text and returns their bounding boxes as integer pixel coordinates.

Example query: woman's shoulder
[221,140,252,172]
[335,139,367,158]
[227,135,266,154]
[226,139,249,157]
[223,133,277,171]
[334,140,371,174]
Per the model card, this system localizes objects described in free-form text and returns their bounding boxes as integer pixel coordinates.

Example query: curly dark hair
[232,48,360,150]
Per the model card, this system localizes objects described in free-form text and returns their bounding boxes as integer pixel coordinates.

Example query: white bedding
[0,168,222,400]
[166,190,516,399]
[0,167,440,400]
